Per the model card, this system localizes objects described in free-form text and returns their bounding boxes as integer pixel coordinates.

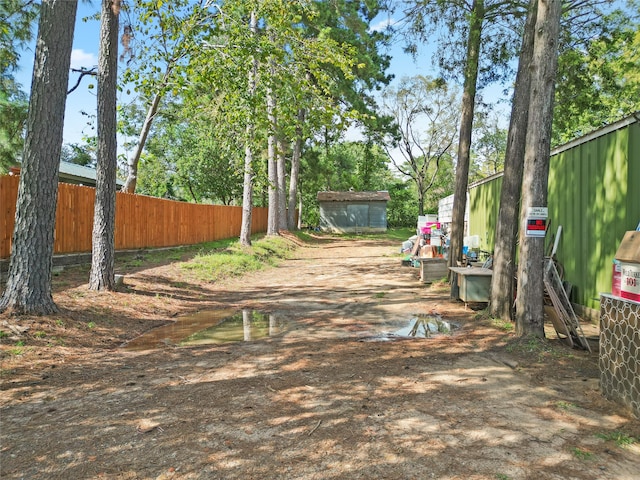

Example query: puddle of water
[180,310,288,346]
[123,309,457,350]
[362,314,459,342]
[392,314,456,338]
[123,309,289,350]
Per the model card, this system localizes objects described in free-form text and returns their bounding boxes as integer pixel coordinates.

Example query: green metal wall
[549,120,639,310]
[468,117,639,311]
[469,175,503,252]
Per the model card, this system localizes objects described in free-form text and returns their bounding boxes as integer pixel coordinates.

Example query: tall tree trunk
[515,0,562,337]
[277,136,287,231]
[266,82,278,236]
[448,0,484,288]
[0,0,77,315]
[288,108,305,230]
[417,177,425,216]
[89,0,119,291]
[240,134,255,246]
[489,0,537,320]
[239,11,258,247]
[121,91,162,193]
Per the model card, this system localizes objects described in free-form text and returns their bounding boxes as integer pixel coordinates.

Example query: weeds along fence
[0,175,269,259]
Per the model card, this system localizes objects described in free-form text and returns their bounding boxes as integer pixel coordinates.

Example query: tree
[381,75,459,215]
[120,0,221,193]
[488,0,622,322]
[515,0,562,337]
[137,153,178,199]
[277,136,287,231]
[297,140,393,226]
[0,82,28,172]
[398,0,527,281]
[118,99,181,198]
[489,0,537,321]
[60,143,96,167]
[266,60,279,236]
[276,0,393,231]
[553,2,640,144]
[287,108,306,229]
[469,109,507,182]
[173,123,244,205]
[0,1,39,76]
[262,1,372,234]
[114,0,389,236]
[0,0,39,172]
[239,9,258,247]
[386,180,419,227]
[422,153,455,214]
[0,0,78,314]
[89,0,120,291]
[448,0,485,279]
[188,1,388,238]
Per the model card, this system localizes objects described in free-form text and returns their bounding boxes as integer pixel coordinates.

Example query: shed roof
[11,161,125,187]
[317,191,391,202]
[59,161,125,187]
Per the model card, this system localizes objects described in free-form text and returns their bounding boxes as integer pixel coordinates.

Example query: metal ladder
[543,258,591,351]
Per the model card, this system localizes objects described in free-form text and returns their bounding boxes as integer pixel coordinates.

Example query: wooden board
[544,305,571,345]
[615,231,640,263]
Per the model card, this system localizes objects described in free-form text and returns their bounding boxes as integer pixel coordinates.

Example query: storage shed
[317,191,391,233]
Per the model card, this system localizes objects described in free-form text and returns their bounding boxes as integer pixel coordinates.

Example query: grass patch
[180,235,297,282]
[7,341,25,355]
[471,309,514,332]
[492,318,514,332]
[384,227,416,241]
[320,227,415,242]
[293,230,314,242]
[556,401,578,410]
[596,431,637,448]
[506,335,548,354]
[504,335,570,362]
[571,447,594,460]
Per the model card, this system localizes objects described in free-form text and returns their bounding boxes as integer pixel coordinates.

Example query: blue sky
[15,2,512,149]
[15,2,102,146]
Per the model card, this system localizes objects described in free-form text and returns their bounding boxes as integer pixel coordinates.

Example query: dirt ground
[1,235,639,480]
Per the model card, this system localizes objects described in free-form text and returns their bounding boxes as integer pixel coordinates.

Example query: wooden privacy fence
[1,175,268,259]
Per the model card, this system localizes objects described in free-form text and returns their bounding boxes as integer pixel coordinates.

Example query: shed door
[369,203,387,228]
[347,204,368,228]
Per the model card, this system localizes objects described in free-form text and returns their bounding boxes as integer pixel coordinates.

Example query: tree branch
[68,67,97,94]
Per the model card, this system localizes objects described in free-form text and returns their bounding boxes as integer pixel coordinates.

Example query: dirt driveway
[1,235,639,479]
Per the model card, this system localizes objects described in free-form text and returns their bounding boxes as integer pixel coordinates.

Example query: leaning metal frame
[543,257,591,352]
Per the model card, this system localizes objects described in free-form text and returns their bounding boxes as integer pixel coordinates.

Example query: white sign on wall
[525,206,548,238]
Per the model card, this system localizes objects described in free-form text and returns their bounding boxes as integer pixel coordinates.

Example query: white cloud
[369,17,397,33]
[70,49,97,69]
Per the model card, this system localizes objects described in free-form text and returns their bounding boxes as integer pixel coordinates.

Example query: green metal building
[467,113,639,314]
